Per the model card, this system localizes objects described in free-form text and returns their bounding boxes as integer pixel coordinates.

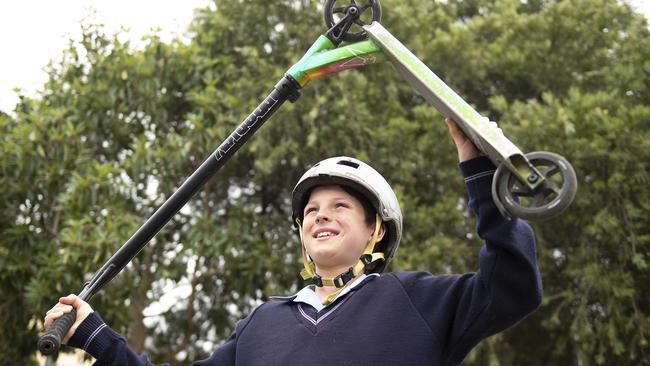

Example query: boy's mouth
[313,229,340,239]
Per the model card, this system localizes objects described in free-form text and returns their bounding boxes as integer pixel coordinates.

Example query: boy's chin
[313,257,357,272]
[306,240,341,255]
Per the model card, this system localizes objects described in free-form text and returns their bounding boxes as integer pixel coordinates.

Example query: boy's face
[302,185,384,273]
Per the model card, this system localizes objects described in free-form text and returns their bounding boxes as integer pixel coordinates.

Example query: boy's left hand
[445,117,481,162]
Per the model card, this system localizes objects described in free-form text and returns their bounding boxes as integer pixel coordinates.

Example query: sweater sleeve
[393,156,543,365]
[192,332,237,366]
[67,312,239,366]
[192,305,259,366]
[67,312,159,366]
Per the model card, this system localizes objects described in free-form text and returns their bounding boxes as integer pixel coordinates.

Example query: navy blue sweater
[68,156,542,365]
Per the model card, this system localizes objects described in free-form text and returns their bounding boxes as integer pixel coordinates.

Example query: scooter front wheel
[492,151,577,221]
[324,0,382,42]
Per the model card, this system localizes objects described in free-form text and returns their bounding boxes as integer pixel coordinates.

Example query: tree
[1,0,648,364]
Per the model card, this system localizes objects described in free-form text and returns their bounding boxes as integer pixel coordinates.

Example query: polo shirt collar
[271,273,379,312]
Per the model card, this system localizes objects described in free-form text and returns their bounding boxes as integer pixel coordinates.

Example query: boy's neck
[315,285,340,303]
[313,273,363,304]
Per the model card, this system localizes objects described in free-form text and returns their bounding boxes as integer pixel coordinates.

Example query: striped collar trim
[297,300,346,325]
[270,273,378,311]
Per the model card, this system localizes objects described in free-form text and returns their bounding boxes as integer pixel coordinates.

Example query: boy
[44,119,542,365]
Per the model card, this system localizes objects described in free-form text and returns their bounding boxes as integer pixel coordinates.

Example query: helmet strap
[297,214,385,304]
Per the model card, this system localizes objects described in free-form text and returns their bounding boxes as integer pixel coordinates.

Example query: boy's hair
[340,185,376,227]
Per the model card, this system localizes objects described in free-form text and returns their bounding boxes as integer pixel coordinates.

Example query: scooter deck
[363,22,539,186]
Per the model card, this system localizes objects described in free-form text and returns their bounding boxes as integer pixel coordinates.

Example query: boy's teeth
[317,232,333,238]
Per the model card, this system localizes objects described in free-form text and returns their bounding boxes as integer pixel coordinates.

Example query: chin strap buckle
[360,254,373,265]
[332,267,355,288]
[312,275,323,287]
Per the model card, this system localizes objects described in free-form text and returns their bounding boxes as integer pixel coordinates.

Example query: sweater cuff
[459,155,496,178]
[68,312,122,359]
[459,156,496,200]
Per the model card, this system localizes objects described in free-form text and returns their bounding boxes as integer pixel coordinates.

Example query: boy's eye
[335,202,349,208]
[304,207,316,215]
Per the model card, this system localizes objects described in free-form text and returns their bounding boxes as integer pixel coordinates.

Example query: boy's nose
[315,212,330,223]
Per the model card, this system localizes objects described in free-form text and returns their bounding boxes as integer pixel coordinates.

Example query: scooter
[39,0,577,355]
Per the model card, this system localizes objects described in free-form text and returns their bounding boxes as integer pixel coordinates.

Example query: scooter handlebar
[38,308,77,355]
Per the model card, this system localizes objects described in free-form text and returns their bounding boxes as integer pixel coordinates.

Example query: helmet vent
[337,160,359,169]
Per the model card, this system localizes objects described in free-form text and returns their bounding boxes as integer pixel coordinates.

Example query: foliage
[1,0,649,364]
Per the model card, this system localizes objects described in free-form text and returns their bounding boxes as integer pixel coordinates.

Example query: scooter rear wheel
[493,151,577,221]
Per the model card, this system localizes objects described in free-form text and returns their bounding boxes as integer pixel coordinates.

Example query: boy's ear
[375,223,386,243]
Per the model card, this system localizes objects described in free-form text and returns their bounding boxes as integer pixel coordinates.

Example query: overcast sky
[0,1,649,114]
[0,0,211,113]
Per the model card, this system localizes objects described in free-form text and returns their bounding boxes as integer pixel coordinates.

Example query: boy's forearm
[460,156,543,316]
[68,312,159,366]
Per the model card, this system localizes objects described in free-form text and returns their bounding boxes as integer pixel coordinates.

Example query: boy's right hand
[43,294,94,344]
[445,118,481,162]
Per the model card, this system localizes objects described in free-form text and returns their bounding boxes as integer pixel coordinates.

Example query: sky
[0,0,211,114]
[1,1,649,114]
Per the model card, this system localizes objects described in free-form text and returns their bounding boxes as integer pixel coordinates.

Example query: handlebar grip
[38,308,77,355]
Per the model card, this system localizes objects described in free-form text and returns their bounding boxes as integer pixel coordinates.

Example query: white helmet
[292,156,402,273]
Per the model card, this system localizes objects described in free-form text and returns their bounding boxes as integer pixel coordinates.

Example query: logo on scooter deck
[213,96,280,161]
